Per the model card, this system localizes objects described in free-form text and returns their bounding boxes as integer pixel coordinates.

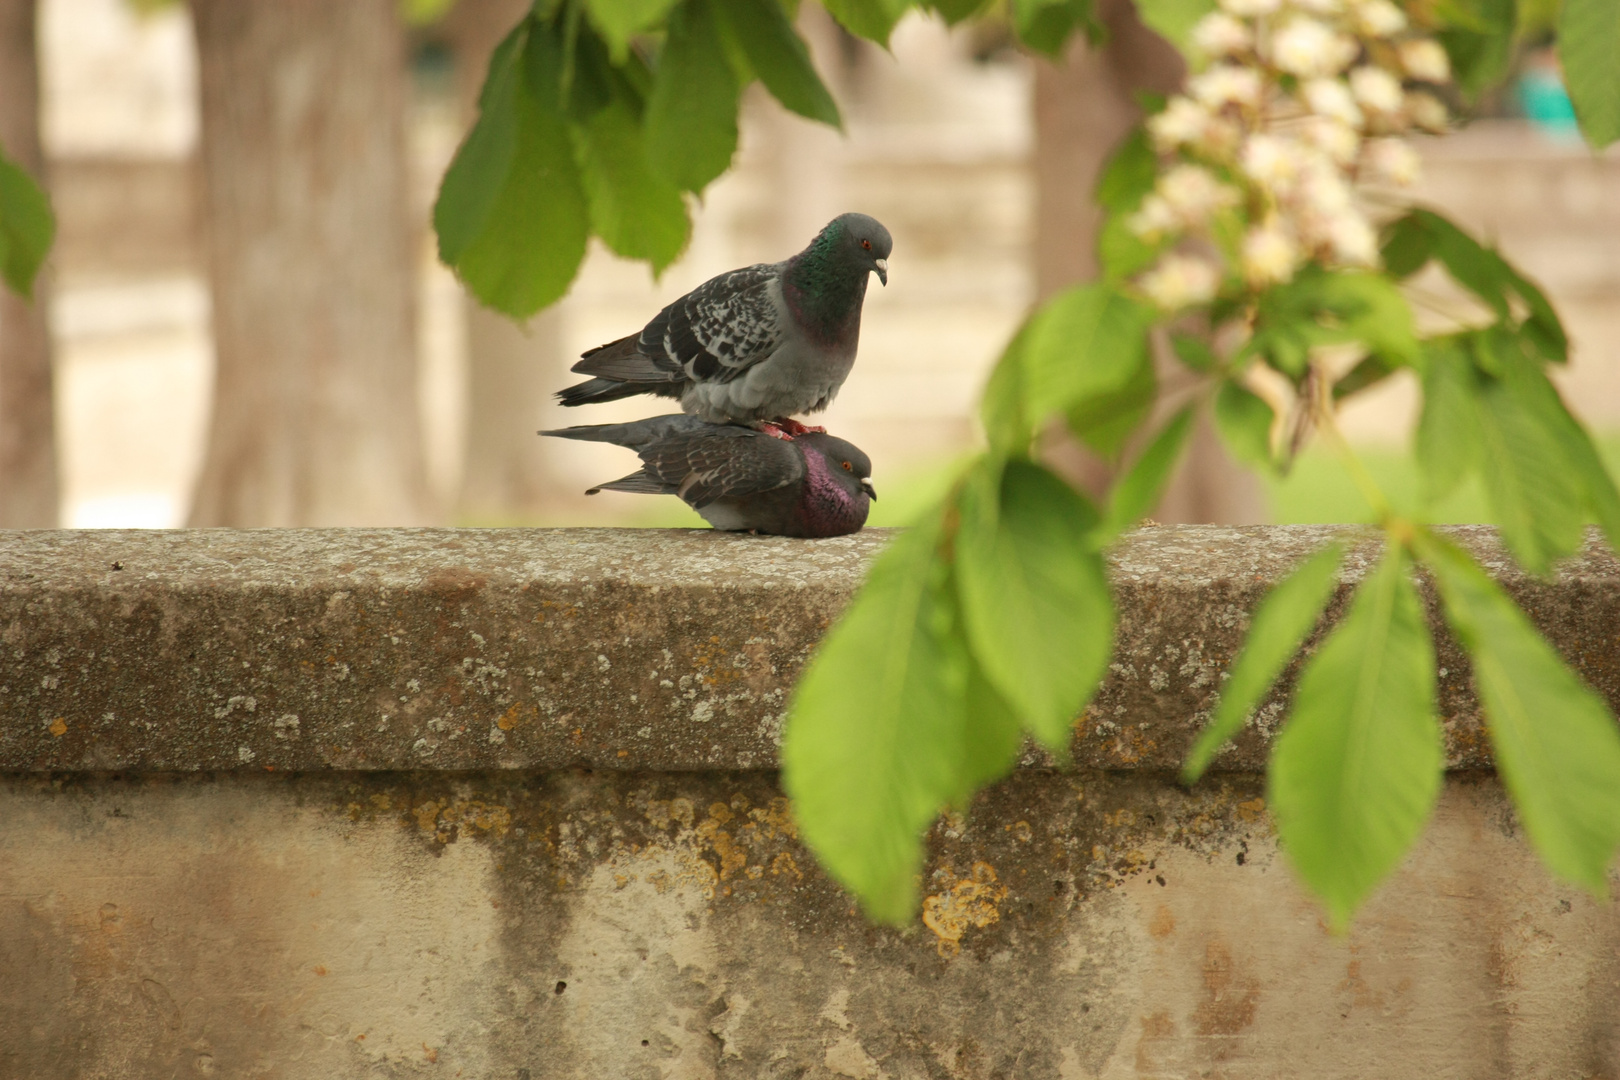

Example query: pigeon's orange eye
[841,461,853,471]
[861,239,872,251]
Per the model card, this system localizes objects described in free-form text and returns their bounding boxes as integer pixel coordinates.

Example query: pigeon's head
[801,433,876,503]
[821,213,892,286]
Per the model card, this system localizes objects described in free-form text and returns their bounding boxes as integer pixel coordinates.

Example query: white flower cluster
[1131,0,1451,310]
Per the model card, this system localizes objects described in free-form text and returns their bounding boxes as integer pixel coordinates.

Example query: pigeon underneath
[557,212,892,434]
[540,415,875,538]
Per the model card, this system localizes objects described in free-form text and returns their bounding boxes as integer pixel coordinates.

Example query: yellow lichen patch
[770,852,802,881]
[1236,798,1267,823]
[47,717,66,737]
[695,805,749,880]
[922,862,1007,956]
[413,798,512,843]
[748,797,798,841]
[1104,808,1136,828]
[496,702,533,731]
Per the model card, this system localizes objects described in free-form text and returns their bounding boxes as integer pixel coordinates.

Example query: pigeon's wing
[639,264,784,385]
[639,428,805,508]
[588,469,677,497]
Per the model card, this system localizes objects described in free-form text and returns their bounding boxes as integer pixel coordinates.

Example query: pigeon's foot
[753,421,795,441]
[771,417,827,436]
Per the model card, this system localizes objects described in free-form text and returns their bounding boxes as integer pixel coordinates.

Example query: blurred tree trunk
[188,0,434,526]
[1033,0,1265,524]
[0,0,58,527]
[441,0,569,522]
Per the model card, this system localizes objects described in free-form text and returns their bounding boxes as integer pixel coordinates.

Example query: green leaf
[1213,382,1276,471]
[1171,333,1218,373]
[955,458,1113,754]
[1184,542,1345,782]
[1415,336,1483,504]
[585,0,683,58]
[1472,337,1587,573]
[1268,544,1443,930]
[1023,282,1157,427]
[1134,0,1216,53]
[1098,213,1164,283]
[1559,0,1620,147]
[646,0,741,192]
[1421,535,1620,894]
[820,0,910,44]
[1094,406,1194,542]
[1066,345,1157,457]
[439,21,592,318]
[980,318,1037,454]
[1386,210,1567,362]
[782,504,1020,922]
[1249,269,1419,380]
[929,0,993,25]
[574,99,691,272]
[1488,339,1620,555]
[1439,0,1516,98]
[1012,0,1098,56]
[0,147,54,299]
[714,0,841,127]
[1380,213,1434,279]
[434,22,526,265]
[1095,127,1157,213]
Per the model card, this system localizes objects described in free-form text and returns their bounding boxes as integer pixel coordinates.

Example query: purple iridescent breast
[796,446,870,538]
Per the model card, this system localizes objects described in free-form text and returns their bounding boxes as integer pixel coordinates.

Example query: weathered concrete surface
[3,769,1618,1079]
[2,525,1619,772]
[6,525,1620,1078]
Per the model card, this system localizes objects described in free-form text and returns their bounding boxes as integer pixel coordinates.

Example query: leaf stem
[1309,359,1395,524]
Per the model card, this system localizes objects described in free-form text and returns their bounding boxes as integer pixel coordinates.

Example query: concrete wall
[3,526,1619,1078]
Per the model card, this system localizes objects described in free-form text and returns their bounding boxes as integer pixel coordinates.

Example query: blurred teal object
[1517,67,1580,133]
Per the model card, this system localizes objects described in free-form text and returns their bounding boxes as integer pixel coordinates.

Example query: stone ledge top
[0,525,1615,773]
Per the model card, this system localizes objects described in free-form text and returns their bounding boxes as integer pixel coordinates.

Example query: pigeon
[557,212,892,437]
[541,415,875,538]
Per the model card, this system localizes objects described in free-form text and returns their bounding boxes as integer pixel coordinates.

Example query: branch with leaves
[428,0,1620,928]
[0,144,52,300]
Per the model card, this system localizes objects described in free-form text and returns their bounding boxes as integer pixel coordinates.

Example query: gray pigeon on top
[557,212,892,437]
[540,415,875,537]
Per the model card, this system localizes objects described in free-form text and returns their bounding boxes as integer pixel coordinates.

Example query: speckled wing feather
[638,427,804,509]
[637,264,783,384]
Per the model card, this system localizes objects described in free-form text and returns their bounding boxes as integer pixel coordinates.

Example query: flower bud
[1362,137,1421,186]
[1128,195,1180,239]
[1147,98,1210,151]
[1302,77,1365,127]
[1270,18,1359,77]
[1328,213,1379,265]
[1242,222,1300,285]
[1349,65,1404,114]
[1405,90,1449,132]
[1299,115,1361,165]
[1140,254,1222,310]
[1350,0,1405,37]
[1190,65,1266,110]
[1158,164,1242,226]
[1398,39,1451,83]
[1241,133,1304,191]
[1193,12,1254,57]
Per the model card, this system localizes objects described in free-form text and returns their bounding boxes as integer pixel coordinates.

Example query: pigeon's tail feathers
[573,335,684,383]
[587,470,676,497]
[555,377,655,408]
[540,414,709,450]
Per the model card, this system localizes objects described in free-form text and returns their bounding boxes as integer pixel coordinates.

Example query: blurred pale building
[31,0,1620,527]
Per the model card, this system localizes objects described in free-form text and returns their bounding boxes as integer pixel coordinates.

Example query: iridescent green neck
[782,225,867,343]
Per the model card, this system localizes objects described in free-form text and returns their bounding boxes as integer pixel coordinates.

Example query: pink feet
[753,417,825,440]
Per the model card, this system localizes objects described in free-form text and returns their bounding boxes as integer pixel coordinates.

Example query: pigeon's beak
[860,480,877,500]
[873,258,887,286]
